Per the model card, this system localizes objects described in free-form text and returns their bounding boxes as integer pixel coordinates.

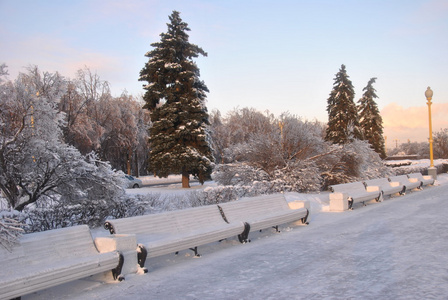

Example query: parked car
[125,175,142,188]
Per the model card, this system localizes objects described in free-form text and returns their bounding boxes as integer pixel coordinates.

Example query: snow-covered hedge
[213,140,395,192]
[213,162,322,193]
[18,194,162,233]
[392,160,447,176]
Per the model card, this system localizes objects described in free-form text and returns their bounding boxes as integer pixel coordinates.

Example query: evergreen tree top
[361,77,378,99]
[139,10,208,111]
[332,65,354,92]
[325,64,362,144]
[358,77,380,114]
[148,11,207,61]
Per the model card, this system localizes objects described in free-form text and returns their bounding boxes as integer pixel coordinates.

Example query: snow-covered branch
[0,216,24,251]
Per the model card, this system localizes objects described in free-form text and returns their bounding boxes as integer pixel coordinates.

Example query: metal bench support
[238,222,251,243]
[112,252,125,281]
[137,245,148,273]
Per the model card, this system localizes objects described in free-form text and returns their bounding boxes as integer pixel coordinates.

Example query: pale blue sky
[1,0,447,143]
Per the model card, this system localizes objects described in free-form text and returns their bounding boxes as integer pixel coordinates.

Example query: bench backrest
[330,182,366,193]
[364,178,392,186]
[107,210,184,235]
[389,175,411,184]
[218,194,290,223]
[172,204,229,232]
[408,172,424,180]
[106,204,228,235]
[1,225,100,265]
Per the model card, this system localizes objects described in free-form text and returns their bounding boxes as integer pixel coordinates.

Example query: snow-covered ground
[24,174,448,300]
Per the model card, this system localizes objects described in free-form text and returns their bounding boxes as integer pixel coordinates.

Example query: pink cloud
[381,102,448,145]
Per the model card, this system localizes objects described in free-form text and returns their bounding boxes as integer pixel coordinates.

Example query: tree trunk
[134,151,139,177]
[182,170,190,188]
[127,147,132,175]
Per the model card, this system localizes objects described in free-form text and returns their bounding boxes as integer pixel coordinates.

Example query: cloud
[3,33,131,89]
[381,102,448,145]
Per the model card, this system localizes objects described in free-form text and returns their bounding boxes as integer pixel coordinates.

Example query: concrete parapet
[329,193,348,212]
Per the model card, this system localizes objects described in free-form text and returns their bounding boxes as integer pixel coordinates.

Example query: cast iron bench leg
[238,222,251,243]
[112,252,125,281]
[137,244,148,273]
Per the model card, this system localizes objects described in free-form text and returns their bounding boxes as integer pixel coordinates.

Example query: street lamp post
[425,87,437,180]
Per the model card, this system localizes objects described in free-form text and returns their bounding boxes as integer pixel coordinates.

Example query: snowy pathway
[26,181,448,300]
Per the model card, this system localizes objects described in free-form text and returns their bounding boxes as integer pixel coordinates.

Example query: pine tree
[139,11,213,188]
[325,64,362,144]
[358,78,386,158]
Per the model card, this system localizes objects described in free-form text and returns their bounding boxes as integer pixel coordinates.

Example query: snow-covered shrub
[213,163,270,186]
[434,128,448,159]
[320,140,394,189]
[214,161,323,194]
[231,132,284,175]
[110,194,161,218]
[215,140,394,192]
[352,140,395,180]
[274,160,323,192]
[0,210,25,251]
[317,145,357,188]
[16,152,137,232]
[187,186,239,206]
[14,151,137,232]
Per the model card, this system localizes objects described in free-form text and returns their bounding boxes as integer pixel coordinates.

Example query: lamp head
[425,87,433,100]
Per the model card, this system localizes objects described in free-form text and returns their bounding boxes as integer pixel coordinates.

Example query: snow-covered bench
[408,172,435,187]
[329,181,382,209]
[217,194,309,243]
[388,175,422,194]
[364,178,405,198]
[0,225,124,300]
[104,205,246,271]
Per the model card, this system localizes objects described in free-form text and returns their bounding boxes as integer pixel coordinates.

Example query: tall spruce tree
[325,64,362,144]
[358,78,386,158]
[139,11,213,188]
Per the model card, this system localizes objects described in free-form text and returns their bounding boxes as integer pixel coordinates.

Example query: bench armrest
[366,185,380,192]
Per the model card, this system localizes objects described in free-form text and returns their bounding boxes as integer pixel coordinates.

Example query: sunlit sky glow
[1,0,447,146]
